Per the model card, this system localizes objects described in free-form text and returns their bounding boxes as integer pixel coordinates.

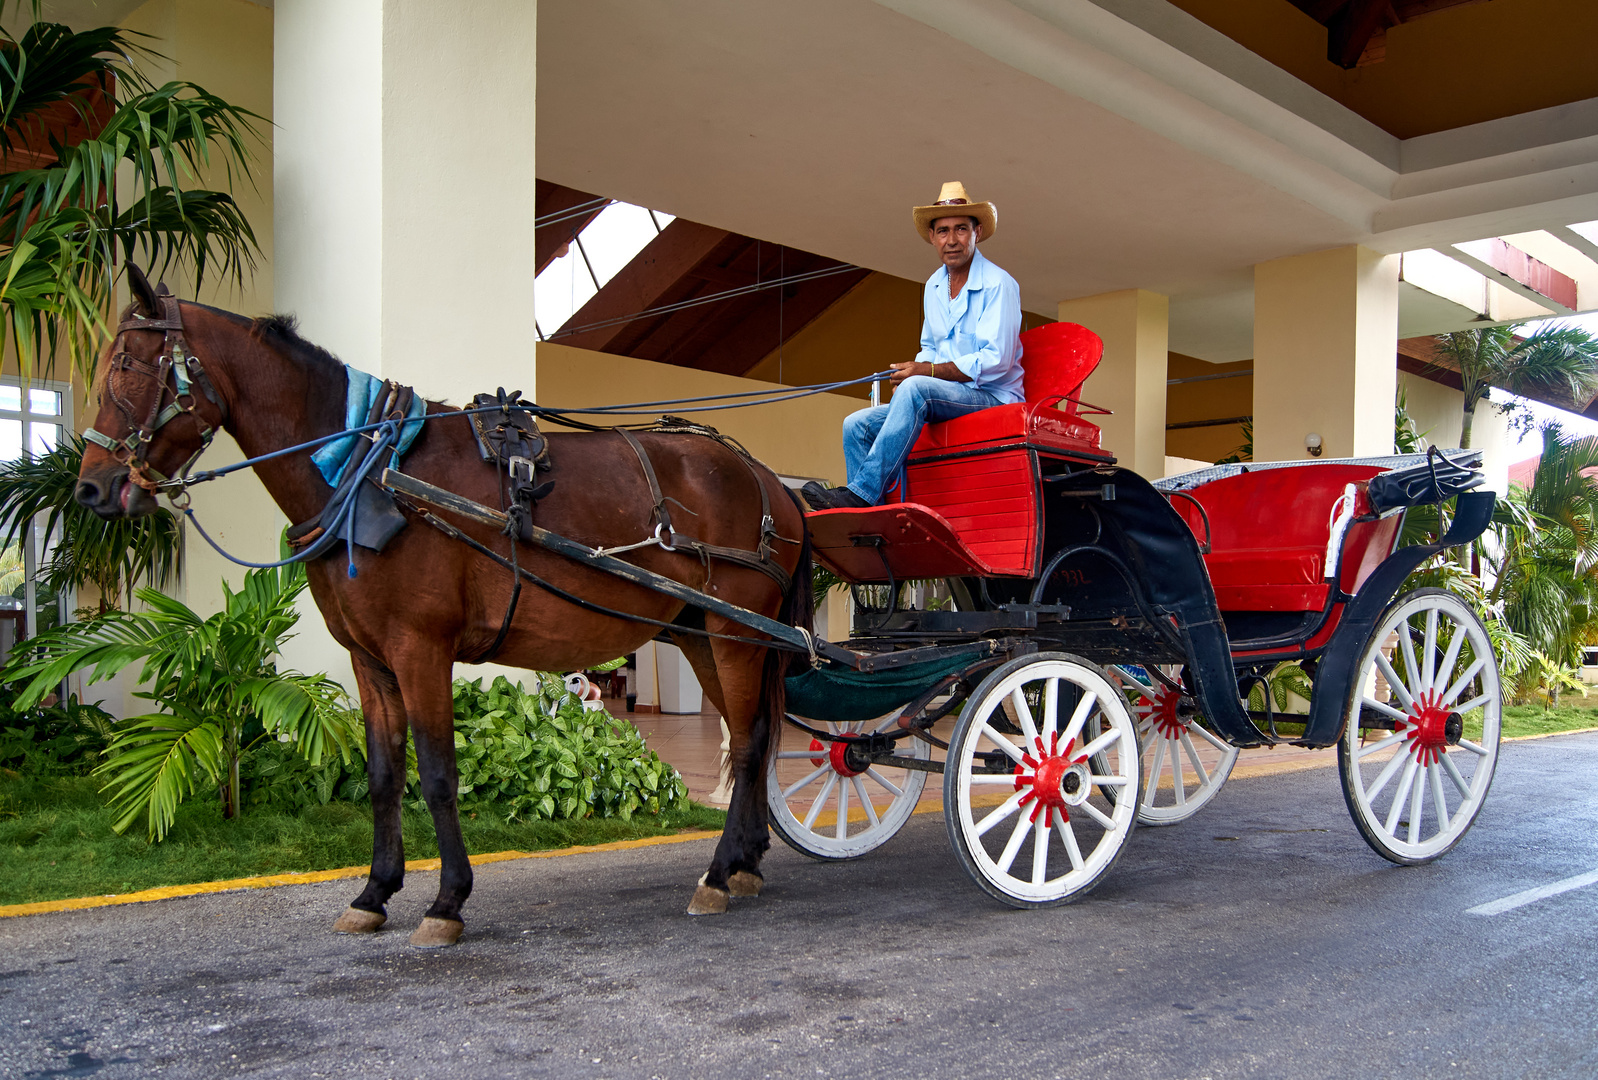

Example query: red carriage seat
[1167,464,1404,613]
[907,322,1106,455]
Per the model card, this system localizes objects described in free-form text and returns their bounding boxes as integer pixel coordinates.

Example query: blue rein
[170,369,894,578]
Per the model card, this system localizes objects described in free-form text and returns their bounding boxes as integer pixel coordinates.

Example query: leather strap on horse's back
[618,424,793,593]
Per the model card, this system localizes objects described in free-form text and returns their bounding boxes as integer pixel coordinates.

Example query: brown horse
[75,269,813,946]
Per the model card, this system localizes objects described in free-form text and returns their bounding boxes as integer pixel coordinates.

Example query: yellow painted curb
[0,829,720,920]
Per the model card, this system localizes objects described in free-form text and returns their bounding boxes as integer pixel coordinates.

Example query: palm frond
[92,705,223,839]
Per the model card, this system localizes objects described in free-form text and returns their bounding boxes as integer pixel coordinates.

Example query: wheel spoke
[1453,693,1493,716]
[1179,731,1211,784]
[1191,722,1232,753]
[1090,775,1131,787]
[1422,607,1439,692]
[1142,736,1167,807]
[1170,737,1188,805]
[1442,658,1486,708]
[783,763,832,798]
[777,750,826,759]
[1055,810,1084,871]
[1397,620,1423,702]
[1078,799,1117,831]
[1429,761,1449,828]
[1042,677,1060,740]
[996,804,1034,874]
[1435,621,1468,698]
[1407,761,1427,844]
[1374,651,1416,712]
[1031,810,1050,885]
[802,773,837,831]
[1010,687,1040,744]
[865,767,906,797]
[1355,731,1406,760]
[1440,752,1472,797]
[1366,743,1411,802]
[852,776,881,828]
[979,725,1026,763]
[1384,756,1420,836]
[975,789,1028,836]
[1457,738,1490,758]
[1362,696,1410,723]
[835,774,850,839]
[1060,691,1098,749]
[870,712,903,733]
[1078,724,1123,761]
[969,774,1024,785]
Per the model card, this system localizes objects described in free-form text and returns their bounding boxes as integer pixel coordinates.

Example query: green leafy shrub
[443,675,687,822]
[0,693,115,775]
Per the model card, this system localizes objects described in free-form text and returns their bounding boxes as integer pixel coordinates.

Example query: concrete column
[1057,289,1169,478]
[273,0,537,691]
[1253,246,1399,462]
[275,0,537,398]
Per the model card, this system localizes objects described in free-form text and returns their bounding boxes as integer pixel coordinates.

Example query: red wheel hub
[809,736,866,778]
[1147,686,1186,739]
[1013,732,1084,823]
[1404,689,1451,767]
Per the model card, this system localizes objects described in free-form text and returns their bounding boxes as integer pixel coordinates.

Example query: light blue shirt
[916,247,1025,405]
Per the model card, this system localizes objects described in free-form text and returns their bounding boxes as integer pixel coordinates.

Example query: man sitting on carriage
[802,181,1025,510]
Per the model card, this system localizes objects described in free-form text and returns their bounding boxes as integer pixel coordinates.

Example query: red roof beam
[1484,238,1579,312]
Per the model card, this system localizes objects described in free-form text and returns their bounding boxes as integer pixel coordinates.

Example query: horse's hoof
[687,885,730,915]
[727,871,764,897]
[333,906,386,934]
[409,917,464,948]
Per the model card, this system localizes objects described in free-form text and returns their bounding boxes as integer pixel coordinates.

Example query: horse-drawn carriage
[777,321,1499,907]
[76,273,1501,940]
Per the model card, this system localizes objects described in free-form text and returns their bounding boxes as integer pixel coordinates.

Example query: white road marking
[1466,868,1598,916]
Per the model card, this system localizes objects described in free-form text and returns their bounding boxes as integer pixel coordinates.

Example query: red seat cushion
[910,402,1103,455]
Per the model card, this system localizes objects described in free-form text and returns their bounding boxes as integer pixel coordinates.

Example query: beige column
[1253,246,1399,462]
[1057,289,1169,478]
[273,0,537,690]
[274,0,537,398]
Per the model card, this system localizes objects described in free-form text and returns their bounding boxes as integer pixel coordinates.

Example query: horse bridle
[84,289,229,500]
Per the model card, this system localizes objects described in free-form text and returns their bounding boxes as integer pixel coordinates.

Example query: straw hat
[912,181,997,243]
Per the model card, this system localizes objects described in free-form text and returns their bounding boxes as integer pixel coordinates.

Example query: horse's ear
[125,263,159,316]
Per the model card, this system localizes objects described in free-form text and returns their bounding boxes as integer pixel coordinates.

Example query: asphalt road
[3,731,1596,1080]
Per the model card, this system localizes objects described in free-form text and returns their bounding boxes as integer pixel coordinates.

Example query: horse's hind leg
[687,634,777,915]
[335,654,408,935]
[395,645,472,947]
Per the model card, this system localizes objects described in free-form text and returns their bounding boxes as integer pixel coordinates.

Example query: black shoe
[801,481,870,510]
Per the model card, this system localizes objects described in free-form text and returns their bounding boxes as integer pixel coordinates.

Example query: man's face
[929,216,980,273]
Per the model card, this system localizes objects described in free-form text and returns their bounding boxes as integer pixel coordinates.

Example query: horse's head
[76,265,229,519]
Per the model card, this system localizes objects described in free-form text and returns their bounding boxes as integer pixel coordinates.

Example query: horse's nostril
[75,480,102,506]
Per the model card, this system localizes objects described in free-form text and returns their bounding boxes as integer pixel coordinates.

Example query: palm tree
[0,5,262,381]
[5,563,360,839]
[0,435,181,612]
[1432,324,1598,448]
[1484,425,1598,702]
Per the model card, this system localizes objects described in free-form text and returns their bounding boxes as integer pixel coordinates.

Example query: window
[0,378,73,664]
[534,201,675,338]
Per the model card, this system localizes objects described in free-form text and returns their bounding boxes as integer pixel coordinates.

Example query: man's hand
[888,361,931,385]
[889,360,971,385]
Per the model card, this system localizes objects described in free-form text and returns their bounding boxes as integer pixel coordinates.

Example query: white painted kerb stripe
[1466,868,1598,916]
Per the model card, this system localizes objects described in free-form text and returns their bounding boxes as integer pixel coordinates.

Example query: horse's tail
[759,486,815,774]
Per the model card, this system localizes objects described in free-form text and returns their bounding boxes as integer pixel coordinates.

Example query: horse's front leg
[395,644,472,947]
[334,653,409,934]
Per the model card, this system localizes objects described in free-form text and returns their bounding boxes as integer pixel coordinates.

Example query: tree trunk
[1460,402,1476,449]
[1550,680,1561,709]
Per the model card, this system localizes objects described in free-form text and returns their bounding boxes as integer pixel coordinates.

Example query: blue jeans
[842,376,1004,503]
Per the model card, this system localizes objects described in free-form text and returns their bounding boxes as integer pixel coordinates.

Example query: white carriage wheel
[1111,665,1239,825]
[767,712,931,860]
[944,653,1140,907]
[1337,588,1501,865]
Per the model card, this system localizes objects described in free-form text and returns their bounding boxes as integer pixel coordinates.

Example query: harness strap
[617,428,677,545]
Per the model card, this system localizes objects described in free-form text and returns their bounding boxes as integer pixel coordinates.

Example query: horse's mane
[249,312,344,373]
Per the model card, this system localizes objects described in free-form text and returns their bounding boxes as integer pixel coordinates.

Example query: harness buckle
[507,455,535,484]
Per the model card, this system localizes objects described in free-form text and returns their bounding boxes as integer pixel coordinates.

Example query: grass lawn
[1502,698,1598,740]
[0,771,727,907]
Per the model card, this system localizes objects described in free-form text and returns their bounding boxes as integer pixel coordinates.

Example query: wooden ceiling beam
[1327,0,1398,68]
[534,181,611,276]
